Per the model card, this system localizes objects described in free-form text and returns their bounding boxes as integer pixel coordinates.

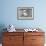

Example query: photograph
[0,0,45,46]
[17,7,34,20]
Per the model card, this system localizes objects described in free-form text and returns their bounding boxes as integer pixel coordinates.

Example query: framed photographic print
[17,7,34,20]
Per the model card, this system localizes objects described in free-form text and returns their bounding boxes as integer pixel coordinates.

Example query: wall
[0,0,46,29]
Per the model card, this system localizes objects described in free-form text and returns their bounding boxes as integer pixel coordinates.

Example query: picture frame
[17,7,34,20]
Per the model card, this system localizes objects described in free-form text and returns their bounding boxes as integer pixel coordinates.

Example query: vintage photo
[17,7,34,20]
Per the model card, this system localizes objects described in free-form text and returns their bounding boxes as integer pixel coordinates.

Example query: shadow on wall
[0,24,7,43]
